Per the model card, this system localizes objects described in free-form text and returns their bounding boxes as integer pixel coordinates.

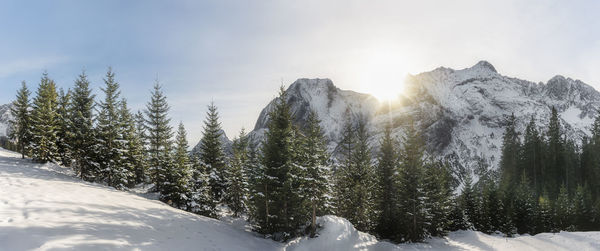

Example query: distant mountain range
[240,61,600,181]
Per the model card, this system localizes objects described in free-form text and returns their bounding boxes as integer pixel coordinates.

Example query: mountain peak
[471,60,497,73]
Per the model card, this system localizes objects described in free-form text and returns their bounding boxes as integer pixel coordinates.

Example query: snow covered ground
[1,147,600,251]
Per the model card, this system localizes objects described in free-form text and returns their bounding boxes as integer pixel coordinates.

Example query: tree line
[8,70,600,243]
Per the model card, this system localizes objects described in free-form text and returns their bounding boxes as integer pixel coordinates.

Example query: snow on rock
[0,147,280,251]
[0,103,12,138]
[247,61,600,183]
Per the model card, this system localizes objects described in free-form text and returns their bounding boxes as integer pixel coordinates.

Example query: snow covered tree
[536,194,554,233]
[424,160,453,237]
[374,124,399,240]
[161,122,192,208]
[573,184,593,231]
[298,111,331,237]
[144,82,173,191]
[512,172,536,234]
[460,174,478,230]
[134,110,148,183]
[69,71,97,181]
[334,115,375,233]
[251,87,307,240]
[30,72,59,163]
[9,81,32,159]
[225,129,250,217]
[56,88,72,166]
[397,119,427,242]
[120,100,145,188]
[554,184,573,230]
[189,154,216,217]
[197,102,227,203]
[96,68,129,189]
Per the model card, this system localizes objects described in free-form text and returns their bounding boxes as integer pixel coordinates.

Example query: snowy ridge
[1,147,600,250]
[248,61,600,181]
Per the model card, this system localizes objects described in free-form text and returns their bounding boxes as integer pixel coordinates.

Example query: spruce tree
[56,88,72,166]
[198,102,227,204]
[520,116,543,195]
[189,154,216,217]
[161,122,192,208]
[573,184,593,231]
[554,184,572,230]
[252,87,307,239]
[499,113,520,192]
[374,124,399,239]
[134,110,148,183]
[225,129,250,217]
[334,116,375,233]
[96,68,128,188]
[9,81,32,159]
[144,82,173,191]
[512,172,536,234]
[424,160,453,237]
[120,100,145,188]
[69,72,97,181]
[546,107,564,198]
[298,111,331,237]
[30,72,59,163]
[397,119,427,242]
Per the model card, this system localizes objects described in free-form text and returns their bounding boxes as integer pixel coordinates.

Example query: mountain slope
[0,104,12,138]
[248,61,600,180]
[2,147,600,250]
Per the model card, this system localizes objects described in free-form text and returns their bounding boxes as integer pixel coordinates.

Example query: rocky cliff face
[247,61,600,180]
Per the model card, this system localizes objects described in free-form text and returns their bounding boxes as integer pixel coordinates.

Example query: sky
[1,0,600,144]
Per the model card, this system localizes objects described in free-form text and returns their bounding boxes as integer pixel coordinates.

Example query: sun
[356,47,410,102]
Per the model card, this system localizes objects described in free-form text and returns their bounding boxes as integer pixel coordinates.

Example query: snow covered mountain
[0,103,12,138]
[1,147,599,250]
[248,61,600,180]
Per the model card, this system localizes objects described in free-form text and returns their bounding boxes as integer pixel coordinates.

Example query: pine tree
[161,122,192,208]
[198,102,227,204]
[134,110,148,183]
[554,184,573,230]
[500,113,520,192]
[460,174,478,230]
[96,68,128,189]
[298,111,331,237]
[424,160,453,237]
[69,71,97,181]
[9,81,32,159]
[546,107,564,198]
[334,116,375,233]
[536,194,553,233]
[189,154,216,217]
[30,72,59,163]
[512,172,536,234]
[56,88,72,166]
[397,119,427,242]
[573,184,593,231]
[251,87,307,240]
[120,100,145,188]
[144,82,173,191]
[520,116,543,195]
[374,124,399,239]
[225,129,250,217]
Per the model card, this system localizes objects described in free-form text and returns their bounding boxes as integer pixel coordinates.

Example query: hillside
[1,147,600,250]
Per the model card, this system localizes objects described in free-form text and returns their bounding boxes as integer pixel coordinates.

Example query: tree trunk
[310,202,316,237]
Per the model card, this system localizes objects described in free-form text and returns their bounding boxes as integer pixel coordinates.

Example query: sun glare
[357,47,410,102]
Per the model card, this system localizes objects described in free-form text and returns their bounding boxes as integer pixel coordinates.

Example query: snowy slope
[0,148,280,251]
[248,61,600,181]
[2,147,600,250]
